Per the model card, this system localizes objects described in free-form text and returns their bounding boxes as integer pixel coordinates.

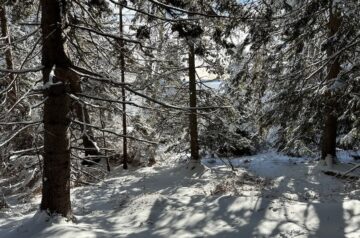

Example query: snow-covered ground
[1,152,359,238]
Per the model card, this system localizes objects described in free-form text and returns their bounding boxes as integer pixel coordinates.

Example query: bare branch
[124,85,231,111]
[0,66,44,74]
[0,122,41,147]
[108,0,201,22]
[69,23,153,49]
[72,119,159,145]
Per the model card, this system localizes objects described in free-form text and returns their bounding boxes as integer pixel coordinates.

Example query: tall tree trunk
[53,68,100,165]
[40,0,72,218]
[41,76,71,218]
[321,5,342,161]
[188,40,199,161]
[0,5,17,106]
[119,5,128,169]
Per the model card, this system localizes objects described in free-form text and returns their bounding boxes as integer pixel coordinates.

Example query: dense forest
[0,0,359,237]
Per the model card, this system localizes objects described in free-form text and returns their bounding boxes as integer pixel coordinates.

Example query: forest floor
[0,151,359,238]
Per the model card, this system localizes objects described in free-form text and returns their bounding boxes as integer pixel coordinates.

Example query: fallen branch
[322,164,360,180]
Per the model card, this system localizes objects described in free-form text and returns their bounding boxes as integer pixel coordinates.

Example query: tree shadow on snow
[4,158,357,238]
[121,159,358,237]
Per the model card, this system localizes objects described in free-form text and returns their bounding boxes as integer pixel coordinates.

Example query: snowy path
[1,152,359,238]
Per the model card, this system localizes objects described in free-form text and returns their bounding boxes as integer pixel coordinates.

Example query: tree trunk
[41,79,71,218]
[321,5,342,161]
[188,40,199,161]
[40,0,72,218]
[53,67,100,165]
[321,112,337,160]
[0,5,17,106]
[75,103,101,164]
[119,5,128,169]
[55,69,100,166]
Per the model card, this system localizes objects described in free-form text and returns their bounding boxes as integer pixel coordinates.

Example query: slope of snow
[1,152,359,238]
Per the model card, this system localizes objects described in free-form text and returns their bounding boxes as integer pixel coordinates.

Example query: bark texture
[321,6,341,160]
[40,0,72,218]
[188,41,199,161]
[54,68,101,165]
[119,5,128,169]
[41,81,72,217]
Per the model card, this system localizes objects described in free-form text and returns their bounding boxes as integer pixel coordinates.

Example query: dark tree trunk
[0,6,16,105]
[321,6,341,161]
[41,81,71,218]
[119,5,128,169]
[40,0,72,218]
[75,103,101,163]
[188,41,199,161]
[54,67,101,165]
[321,112,337,160]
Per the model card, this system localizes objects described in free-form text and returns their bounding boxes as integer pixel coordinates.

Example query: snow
[199,79,222,90]
[40,66,63,90]
[1,152,359,238]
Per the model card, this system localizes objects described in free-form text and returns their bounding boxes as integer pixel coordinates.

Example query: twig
[0,122,41,147]
[0,65,44,74]
[72,119,158,145]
